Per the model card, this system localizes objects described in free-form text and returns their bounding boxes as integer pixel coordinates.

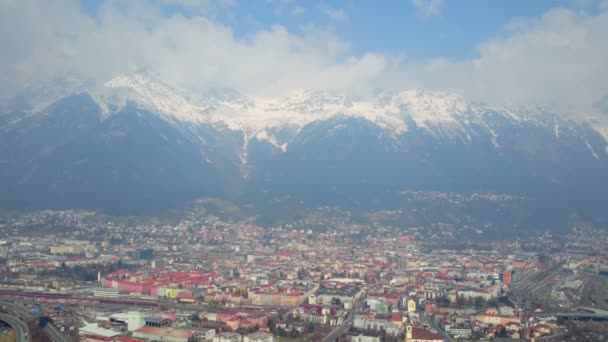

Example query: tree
[191,313,201,322]
[456,295,466,307]
[474,296,486,309]
[297,268,307,280]
[267,318,276,333]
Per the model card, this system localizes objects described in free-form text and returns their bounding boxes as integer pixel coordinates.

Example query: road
[322,295,366,342]
[425,314,455,342]
[322,314,353,342]
[42,323,70,342]
[0,313,28,342]
[0,298,69,342]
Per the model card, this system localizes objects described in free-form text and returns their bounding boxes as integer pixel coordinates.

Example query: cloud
[411,0,444,18]
[596,96,608,115]
[320,5,348,22]
[292,6,305,15]
[0,0,371,100]
[371,6,608,120]
[0,1,607,121]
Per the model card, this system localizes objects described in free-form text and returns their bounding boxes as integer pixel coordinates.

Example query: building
[198,328,216,341]
[244,332,274,342]
[348,334,381,342]
[79,324,121,340]
[309,285,363,309]
[50,243,91,255]
[502,271,512,286]
[134,248,154,260]
[127,311,145,332]
[133,326,195,342]
[449,326,472,338]
[406,298,417,312]
[93,287,120,298]
[144,316,171,327]
[214,332,242,342]
[353,316,400,336]
[404,324,443,342]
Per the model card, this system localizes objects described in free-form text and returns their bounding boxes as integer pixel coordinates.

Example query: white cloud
[320,5,348,22]
[0,1,607,121]
[0,0,370,100]
[411,0,444,18]
[292,6,305,15]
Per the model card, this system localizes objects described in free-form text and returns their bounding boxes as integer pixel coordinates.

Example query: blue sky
[2,0,608,117]
[81,0,606,59]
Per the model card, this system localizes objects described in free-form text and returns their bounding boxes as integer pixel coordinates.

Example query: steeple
[405,322,412,341]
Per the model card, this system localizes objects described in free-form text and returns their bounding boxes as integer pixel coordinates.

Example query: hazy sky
[1,0,608,117]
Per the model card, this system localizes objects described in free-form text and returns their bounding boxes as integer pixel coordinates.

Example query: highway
[0,313,28,342]
[0,298,70,342]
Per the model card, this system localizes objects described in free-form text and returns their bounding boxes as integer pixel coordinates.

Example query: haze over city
[1,1,608,341]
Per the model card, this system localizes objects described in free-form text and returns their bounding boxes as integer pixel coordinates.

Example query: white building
[214,332,242,342]
[308,285,363,310]
[348,334,381,342]
[353,316,400,336]
[199,328,216,341]
[127,311,145,332]
[244,332,274,342]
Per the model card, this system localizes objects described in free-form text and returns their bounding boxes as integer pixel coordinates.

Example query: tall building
[407,298,417,312]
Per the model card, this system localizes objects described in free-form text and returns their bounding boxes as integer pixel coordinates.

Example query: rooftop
[134,326,193,338]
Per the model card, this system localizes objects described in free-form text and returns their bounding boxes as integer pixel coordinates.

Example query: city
[1,209,607,341]
[2,0,608,341]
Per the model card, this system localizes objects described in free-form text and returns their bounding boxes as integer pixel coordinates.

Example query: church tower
[405,323,412,342]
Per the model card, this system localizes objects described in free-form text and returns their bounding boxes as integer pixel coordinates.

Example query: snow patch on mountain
[255,129,283,150]
[92,74,608,160]
[103,74,208,124]
[585,141,600,159]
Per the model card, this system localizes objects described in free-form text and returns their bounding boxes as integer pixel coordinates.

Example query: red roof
[85,335,114,341]
[116,337,145,342]
[412,327,443,340]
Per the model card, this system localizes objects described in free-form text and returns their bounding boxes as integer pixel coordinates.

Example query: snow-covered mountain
[1,73,608,216]
[92,74,608,156]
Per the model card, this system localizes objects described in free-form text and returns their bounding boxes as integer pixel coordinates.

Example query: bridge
[0,299,32,342]
[0,298,70,342]
[0,312,29,342]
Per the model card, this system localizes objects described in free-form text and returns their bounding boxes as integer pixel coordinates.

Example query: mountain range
[1,73,607,224]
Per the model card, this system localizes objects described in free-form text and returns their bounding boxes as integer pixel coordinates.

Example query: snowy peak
[103,74,208,124]
[377,89,474,122]
[82,73,608,150]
